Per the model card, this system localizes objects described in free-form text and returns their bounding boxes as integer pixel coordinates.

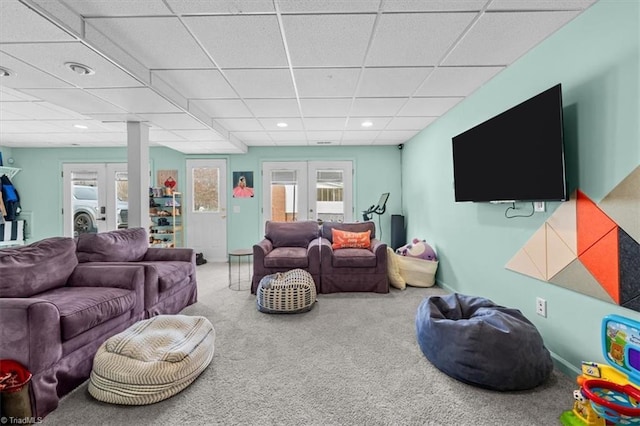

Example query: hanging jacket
[1,174,21,221]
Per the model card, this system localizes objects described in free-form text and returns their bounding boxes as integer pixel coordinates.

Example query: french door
[62,163,128,237]
[185,159,227,262]
[262,161,353,226]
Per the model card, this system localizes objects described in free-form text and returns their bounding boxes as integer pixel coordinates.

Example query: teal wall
[401,0,640,376]
[6,145,401,250]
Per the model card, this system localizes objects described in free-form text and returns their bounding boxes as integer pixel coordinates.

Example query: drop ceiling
[0,0,597,154]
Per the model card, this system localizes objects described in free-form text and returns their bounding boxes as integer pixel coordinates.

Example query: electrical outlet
[536,297,547,317]
[534,201,546,212]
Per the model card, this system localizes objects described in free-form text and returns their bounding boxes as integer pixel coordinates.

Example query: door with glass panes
[261,161,353,227]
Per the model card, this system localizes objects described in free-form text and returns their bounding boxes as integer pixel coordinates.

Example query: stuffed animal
[396,238,438,261]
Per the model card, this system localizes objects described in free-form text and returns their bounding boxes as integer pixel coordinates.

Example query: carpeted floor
[45,262,576,425]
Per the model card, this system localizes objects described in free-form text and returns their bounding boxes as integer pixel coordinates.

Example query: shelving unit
[0,166,21,179]
[149,191,182,248]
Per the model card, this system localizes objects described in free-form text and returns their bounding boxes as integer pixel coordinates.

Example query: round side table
[228,248,253,291]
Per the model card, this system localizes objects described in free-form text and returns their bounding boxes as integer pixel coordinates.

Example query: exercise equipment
[362,192,389,221]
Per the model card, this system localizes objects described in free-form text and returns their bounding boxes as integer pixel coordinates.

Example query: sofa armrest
[144,247,195,263]
[371,238,388,271]
[253,239,273,263]
[67,264,146,316]
[0,299,62,375]
[307,238,321,274]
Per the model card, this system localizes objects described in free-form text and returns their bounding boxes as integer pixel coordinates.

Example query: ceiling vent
[65,62,95,76]
[315,141,334,145]
[0,67,15,77]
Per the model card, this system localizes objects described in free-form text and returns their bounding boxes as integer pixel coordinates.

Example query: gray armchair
[319,221,389,294]
[252,221,321,294]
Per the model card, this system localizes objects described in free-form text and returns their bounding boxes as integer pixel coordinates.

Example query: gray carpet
[45,262,576,425]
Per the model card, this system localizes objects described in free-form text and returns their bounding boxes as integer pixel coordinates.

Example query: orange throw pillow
[331,229,371,249]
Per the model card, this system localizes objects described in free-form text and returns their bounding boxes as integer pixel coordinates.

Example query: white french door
[262,161,353,226]
[186,159,227,262]
[62,163,128,237]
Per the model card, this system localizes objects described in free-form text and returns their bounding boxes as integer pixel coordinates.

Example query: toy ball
[573,389,586,403]
[397,238,438,261]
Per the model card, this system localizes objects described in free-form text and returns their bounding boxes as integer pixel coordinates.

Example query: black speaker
[390,214,406,250]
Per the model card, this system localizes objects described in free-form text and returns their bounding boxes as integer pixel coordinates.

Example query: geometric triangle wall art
[505,167,640,313]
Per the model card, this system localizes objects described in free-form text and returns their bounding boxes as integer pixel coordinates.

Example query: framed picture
[232,171,254,198]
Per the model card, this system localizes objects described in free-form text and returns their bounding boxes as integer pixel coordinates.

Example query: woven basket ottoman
[256,269,317,314]
[88,315,215,405]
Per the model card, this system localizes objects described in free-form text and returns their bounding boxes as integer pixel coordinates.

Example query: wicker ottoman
[88,315,215,405]
[256,269,317,314]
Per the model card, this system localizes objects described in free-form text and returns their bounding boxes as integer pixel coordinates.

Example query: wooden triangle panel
[522,225,547,280]
[546,190,578,255]
[578,226,619,303]
[577,190,617,256]
[599,165,640,244]
[549,258,615,303]
[546,223,577,280]
[619,227,640,305]
[505,248,545,281]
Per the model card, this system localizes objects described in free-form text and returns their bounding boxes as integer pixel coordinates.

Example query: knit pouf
[256,269,317,314]
[88,315,215,405]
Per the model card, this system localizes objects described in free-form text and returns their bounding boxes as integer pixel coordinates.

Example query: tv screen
[452,84,568,203]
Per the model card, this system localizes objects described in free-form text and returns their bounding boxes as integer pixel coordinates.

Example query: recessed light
[73,124,89,129]
[65,62,95,76]
[0,67,15,77]
[276,122,288,128]
[361,121,373,128]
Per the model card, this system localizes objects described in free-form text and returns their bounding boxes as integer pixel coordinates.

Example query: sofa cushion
[264,247,309,268]
[322,222,376,243]
[265,221,319,248]
[145,261,193,293]
[331,248,377,268]
[77,228,148,263]
[36,287,136,341]
[0,237,78,298]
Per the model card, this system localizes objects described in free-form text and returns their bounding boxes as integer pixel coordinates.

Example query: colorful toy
[396,238,438,261]
[560,315,640,425]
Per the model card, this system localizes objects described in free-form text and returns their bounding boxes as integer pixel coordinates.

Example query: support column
[127,121,150,230]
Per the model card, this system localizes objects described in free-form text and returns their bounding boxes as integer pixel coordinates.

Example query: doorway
[62,163,128,237]
[185,159,228,262]
[262,161,353,226]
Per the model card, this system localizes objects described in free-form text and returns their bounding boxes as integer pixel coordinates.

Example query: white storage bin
[396,255,438,287]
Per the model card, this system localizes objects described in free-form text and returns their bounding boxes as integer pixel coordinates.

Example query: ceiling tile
[1,101,88,120]
[259,118,304,131]
[224,69,295,98]
[2,42,144,89]
[304,117,346,131]
[306,130,343,142]
[16,89,127,114]
[84,112,144,122]
[158,140,244,154]
[342,130,380,141]
[416,66,504,97]
[214,118,264,132]
[488,0,597,11]
[366,13,476,66]
[0,87,40,102]
[60,0,172,16]
[137,113,208,130]
[382,0,487,12]
[149,128,184,141]
[345,117,391,131]
[245,98,300,117]
[357,67,433,97]
[268,131,306,141]
[246,139,278,146]
[385,116,437,130]
[87,87,182,113]
[151,70,237,99]
[376,130,420,141]
[443,11,581,66]
[299,98,352,117]
[0,1,76,43]
[283,14,376,67]
[0,120,69,134]
[294,68,360,98]
[184,15,288,68]
[165,0,275,14]
[170,130,225,141]
[350,98,408,117]
[190,99,253,118]
[278,0,381,13]
[0,51,72,89]
[398,97,463,116]
[85,17,213,69]
[0,109,28,120]
[230,131,272,141]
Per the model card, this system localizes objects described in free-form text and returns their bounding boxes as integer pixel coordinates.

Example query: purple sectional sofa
[0,228,198,418]
[0,237,146,418]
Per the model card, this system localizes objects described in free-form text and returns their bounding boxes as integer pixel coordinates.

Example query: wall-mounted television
[452,84,568,203]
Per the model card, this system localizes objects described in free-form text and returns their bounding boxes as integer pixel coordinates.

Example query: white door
[186,159,227,262]
[262,161,353,226]
[63,163,128,237]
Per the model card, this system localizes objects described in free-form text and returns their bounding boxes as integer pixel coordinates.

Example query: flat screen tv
[452,84,568,203]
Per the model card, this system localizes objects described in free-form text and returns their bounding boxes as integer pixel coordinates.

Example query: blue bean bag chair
[415,293,553,391]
